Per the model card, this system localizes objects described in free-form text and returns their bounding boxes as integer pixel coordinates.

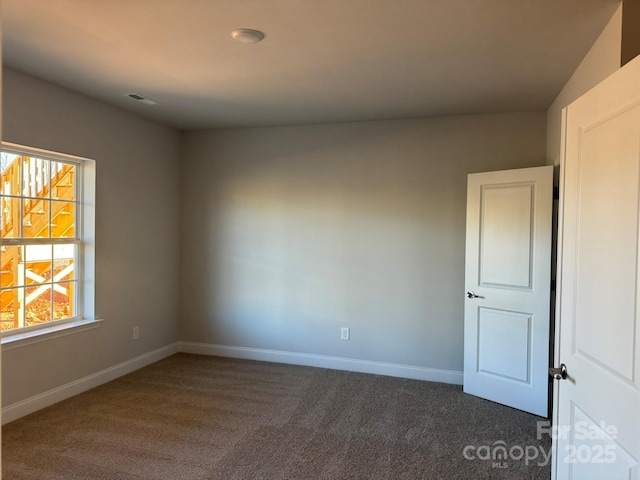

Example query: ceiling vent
[125,93,157,105]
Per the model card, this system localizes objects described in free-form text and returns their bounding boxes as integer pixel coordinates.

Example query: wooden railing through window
[1,156,76,330]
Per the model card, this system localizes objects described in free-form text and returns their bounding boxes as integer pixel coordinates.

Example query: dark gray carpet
[2,353,551,479]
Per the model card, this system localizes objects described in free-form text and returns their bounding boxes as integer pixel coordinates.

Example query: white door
[553,55,640,479]
[464,166,553,417]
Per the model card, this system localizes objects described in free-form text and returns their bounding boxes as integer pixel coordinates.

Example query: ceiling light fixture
[231,28,265,44]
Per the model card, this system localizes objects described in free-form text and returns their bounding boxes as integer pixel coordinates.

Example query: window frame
[1,142,98,348]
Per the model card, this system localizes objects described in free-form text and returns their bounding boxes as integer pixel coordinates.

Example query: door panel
[477,308,532,383]
[554,53,640,479]
[574,111,638,381]
[480,183,534,288]
[567,404,637,479]
[464,166,553,417]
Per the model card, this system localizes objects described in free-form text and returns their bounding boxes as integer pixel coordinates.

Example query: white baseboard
[178,342,463,386]
[2,343,179,425]
[3,342,462,424]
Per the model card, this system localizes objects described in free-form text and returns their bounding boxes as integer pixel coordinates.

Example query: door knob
[549,364,567,380]
[466,291,481,298]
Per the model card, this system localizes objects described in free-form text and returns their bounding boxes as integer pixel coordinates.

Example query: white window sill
[1,318,103,351]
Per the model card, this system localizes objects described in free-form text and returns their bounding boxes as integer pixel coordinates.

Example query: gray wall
[546,5,622,167]
[181,113,547,373]
[1,68,546,407]
[2,68,181,405]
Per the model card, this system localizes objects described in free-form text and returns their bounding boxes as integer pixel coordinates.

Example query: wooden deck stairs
[1,156,75,330]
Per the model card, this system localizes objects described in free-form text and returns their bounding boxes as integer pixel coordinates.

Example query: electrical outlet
[341,327,350,340]
[133,326,139,340]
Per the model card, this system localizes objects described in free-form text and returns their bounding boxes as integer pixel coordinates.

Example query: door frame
[550,108,568,480]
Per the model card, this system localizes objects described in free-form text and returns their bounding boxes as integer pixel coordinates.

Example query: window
[1,143,96,342]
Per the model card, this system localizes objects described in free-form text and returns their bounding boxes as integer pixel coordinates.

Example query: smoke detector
[231,29,265,44]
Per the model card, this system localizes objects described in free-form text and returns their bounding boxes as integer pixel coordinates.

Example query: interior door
[464,166,553,417]
[553,55,640,479]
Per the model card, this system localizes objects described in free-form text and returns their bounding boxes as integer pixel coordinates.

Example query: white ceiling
[2,0,621,129]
